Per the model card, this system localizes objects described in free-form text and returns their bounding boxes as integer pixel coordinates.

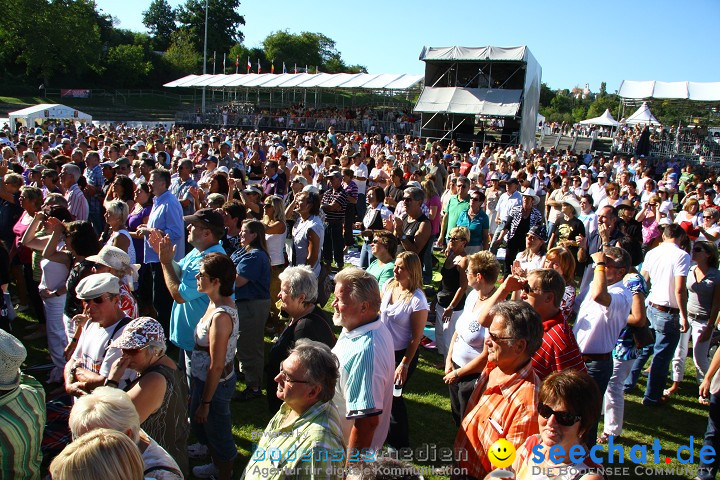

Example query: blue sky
[96,0,720,93]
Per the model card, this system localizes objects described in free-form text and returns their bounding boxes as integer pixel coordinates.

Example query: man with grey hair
[455,300,543,480]
[331,267,394,458]
[61,163,88,221]
[245,339,345,479]
[170,158,198,216]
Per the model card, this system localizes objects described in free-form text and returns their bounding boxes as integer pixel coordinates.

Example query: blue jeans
[360,239,375,270]
[643,306,681,404]
[623,344,654,392]
[584,358,613,446]
[190,373,238,462]
[698,390,720,479]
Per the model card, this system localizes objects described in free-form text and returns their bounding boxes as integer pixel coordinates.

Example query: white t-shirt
[643,241,691,308]
[573,280,632,354]
[350,162,368,195]
[380,287,429,351]
[331,319,394,453]
[72,317,137,389]
[451,289,487,366]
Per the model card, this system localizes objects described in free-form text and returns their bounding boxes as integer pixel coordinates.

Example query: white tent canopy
[579,109,619,127]
[414,87,522,116]
[618,80,720,101]
[163,73,424,90]
[8,104,92,133]
[625,102,661,126]
[419,46,529,62]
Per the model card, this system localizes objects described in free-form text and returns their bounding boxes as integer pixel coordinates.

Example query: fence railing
[614,135,720,160]
[174,112,421,136]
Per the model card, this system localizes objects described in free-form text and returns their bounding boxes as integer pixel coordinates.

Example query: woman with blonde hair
[50,429,144,480]
[379,251,429,449]
[636,194,662,248]
[103,199,136,264]
[543,247,577,321]
[261,195,287,321]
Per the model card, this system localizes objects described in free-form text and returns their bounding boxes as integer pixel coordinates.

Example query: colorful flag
[223,53,226,73]
[282,62,287,74]
[294,63,297,74]
[257,59,261,74]
[235,56,239,74]
[247,57,251,73]
[271,62,275,74]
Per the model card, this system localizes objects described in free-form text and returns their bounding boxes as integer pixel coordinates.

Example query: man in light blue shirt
[148,208,226,376]
[137,168,185,335]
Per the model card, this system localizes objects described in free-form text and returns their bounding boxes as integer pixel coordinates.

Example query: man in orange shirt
[454,301,543,480]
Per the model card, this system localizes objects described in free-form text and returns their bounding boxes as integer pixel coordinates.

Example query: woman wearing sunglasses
[188,252,239,480]
[106,317,189,476]
[510,370,603,480]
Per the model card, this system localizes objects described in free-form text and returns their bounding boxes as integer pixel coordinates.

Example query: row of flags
[211,52,319,74]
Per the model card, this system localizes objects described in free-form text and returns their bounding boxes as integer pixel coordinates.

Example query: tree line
[0,0,366,90]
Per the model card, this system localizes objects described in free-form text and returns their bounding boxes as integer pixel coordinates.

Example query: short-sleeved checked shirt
[454,361,540,479]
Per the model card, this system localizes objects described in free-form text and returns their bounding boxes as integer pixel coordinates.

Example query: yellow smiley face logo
[488,438,516,469]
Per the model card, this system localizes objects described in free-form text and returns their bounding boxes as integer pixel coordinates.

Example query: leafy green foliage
[105,45,153,87]
[176,0,245,60]
[262,30,366,74]
[143,0,177,51]
[164,29,202,75]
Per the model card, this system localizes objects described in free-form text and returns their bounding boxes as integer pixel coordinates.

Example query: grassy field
[11,272,713,480]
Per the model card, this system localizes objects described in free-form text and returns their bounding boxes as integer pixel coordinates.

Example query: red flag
[271,63,275,74]
[257,59,261,74]
[235,56,239,74]
[247,57,251,73]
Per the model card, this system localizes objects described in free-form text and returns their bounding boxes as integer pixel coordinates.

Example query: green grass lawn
[11,284,714,480]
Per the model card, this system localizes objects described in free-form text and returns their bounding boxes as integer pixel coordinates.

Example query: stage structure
[413,46,541,149]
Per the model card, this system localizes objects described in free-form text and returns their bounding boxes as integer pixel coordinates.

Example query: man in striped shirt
[520,269,586,379]
[454,301,543,480]
[0,329,46,480]
[61,163,88,221]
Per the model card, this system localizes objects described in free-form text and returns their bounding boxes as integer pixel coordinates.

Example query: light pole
[201,0,208,114]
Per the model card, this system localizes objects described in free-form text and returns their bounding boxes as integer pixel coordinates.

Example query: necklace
[479,286,497,301]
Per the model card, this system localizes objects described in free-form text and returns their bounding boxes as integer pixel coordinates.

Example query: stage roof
[618,81,720,101]
[163,73,424,90]
[414,87,522,116]
[419,46,530,62]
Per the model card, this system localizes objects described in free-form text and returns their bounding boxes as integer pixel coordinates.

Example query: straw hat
[0,329,27,390]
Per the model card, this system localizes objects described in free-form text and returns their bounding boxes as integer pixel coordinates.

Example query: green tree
[164,29,201,74]
[550,93,573,114]
[104,44,152,87]
[0,0,103,85]
[176,0,244,60]
[143,0,176,51]
[539,82,555,107]
[599,81,608,97]
[587,94,620,119]
[261,30,365,74]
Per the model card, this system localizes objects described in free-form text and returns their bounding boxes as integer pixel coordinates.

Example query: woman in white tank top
[262,195,287,321]
[104,200,136,265]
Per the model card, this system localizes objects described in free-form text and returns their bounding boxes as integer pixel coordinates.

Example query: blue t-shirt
[169,243,227,352]
[456,209,490,247]
[233,247,271,300]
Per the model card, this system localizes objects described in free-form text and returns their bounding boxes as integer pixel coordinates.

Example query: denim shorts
[190,373,238,462]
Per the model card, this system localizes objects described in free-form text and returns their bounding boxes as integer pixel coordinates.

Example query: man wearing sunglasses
[64,273,136,397]
[455,301,543,480]
[573,246,633,445]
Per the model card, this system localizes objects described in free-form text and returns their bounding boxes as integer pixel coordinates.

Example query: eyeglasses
[471,197,482,202]
[448,236,465,242]
[82,294,111,305]
[487,331,514,343]
[521,283,544,295]
[402,197,414,202]
[693,247,707,253]
[538,402,581,427]
[195,271,208,279]
[704,216,714,220]
[278,369,310,384]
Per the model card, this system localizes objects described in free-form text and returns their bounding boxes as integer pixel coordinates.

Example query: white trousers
[434,304,463,359]
[602,357,634,436]
[44,294,68,383]
[671,318,711,383]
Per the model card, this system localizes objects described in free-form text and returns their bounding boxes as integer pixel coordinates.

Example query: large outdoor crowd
[2,121,720,480]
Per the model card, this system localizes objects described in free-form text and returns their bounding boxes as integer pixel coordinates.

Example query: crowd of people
[2,121,720,480]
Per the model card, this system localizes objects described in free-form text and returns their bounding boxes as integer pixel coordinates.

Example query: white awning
[414,87,522,116]
[618,80,720,101]
[163,73,423,90]
[419,46,528,62]
[579,109,619,127]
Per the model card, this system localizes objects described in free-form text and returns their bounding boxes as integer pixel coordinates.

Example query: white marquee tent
[8,104,92,133]
[163,73,424,90]
[579,109,619,127]
[625,102,661,126]
[618,81,720,101]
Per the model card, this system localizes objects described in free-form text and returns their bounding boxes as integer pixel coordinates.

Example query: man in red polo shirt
[520,269,586,379]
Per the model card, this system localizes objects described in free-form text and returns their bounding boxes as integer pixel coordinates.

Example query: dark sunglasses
[538,402,581,427]
[487,331,514,343]
[693,247,707,253]
[82,294,110,305]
